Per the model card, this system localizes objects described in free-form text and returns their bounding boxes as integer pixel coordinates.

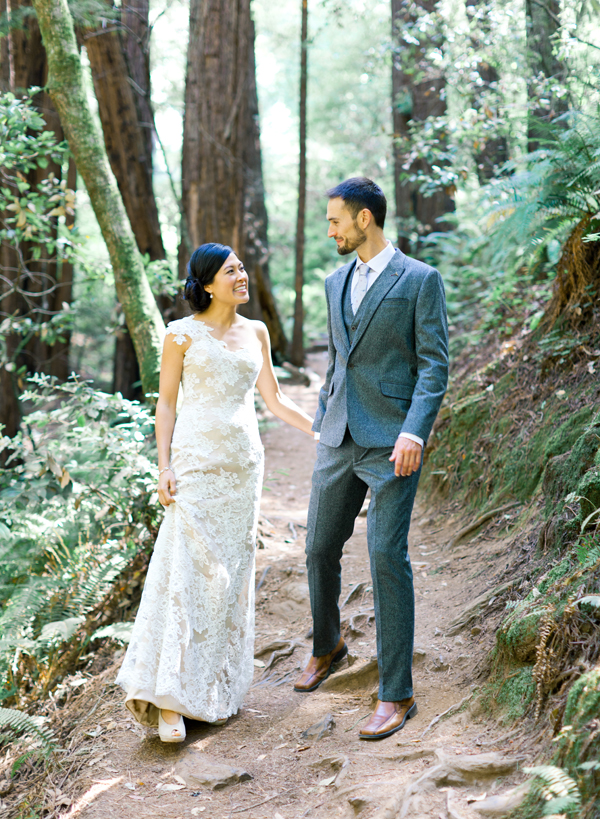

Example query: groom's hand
[389,437,422,477]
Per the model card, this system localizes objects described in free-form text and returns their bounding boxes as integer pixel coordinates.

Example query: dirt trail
[32,356,535,819]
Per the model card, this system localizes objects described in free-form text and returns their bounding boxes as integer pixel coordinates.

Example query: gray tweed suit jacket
[312,248,449,449]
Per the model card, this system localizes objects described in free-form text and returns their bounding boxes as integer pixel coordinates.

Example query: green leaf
[92,622,134,643]
[37,616,85,644]
[576,595,600,609]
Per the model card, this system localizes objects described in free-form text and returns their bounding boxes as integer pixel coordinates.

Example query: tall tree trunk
[0,0,74,455]
[181,0,250,267]
[391,0,413,254]
[241,18,287,358]
[391,0,454,249]
[180,0,287,355]
[465,0,508,184]
[83,0,167,399]
[525,0,567,151]
[32,0,164,396]
[290,0,308,367]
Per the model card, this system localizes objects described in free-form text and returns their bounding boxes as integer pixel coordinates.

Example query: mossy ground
[480,665,536,725]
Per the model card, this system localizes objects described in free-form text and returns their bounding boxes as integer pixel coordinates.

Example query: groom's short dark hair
[326,177,387,229]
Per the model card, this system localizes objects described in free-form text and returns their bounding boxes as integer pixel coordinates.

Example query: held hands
[389,437,422,477]
[158,468,177,506]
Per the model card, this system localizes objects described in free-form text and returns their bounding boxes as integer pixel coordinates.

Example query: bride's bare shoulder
[247,319,269,345]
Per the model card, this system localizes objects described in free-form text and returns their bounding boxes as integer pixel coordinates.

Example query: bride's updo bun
[184,242,233,313]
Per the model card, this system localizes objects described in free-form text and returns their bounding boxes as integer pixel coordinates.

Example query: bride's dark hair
[184,243,233,313]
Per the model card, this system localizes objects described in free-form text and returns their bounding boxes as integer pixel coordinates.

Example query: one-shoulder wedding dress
[116,315,264,726]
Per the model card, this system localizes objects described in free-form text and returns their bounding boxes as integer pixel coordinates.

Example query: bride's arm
[156,334,187,505]
[254,323,315,436]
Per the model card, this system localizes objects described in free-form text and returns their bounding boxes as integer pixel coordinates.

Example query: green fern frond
[0,706,56,756]
[64,545,132,617]
[525,764,581,809]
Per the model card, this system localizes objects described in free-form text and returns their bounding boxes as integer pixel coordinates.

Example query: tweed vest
[342,264,360,342]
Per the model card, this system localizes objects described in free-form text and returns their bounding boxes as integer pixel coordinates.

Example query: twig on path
[345,713,370,732]
[230,787,294,813]
[255,566,271,592]
[448,502,521,548]
[274,669,299,687]
[303,802,325,816]
[421,693,473,738]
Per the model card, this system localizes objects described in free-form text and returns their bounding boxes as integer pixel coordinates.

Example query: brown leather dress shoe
[293,639,348,692]
[359,697,417,740]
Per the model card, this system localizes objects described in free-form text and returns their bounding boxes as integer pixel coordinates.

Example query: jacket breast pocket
[381,297,409,305]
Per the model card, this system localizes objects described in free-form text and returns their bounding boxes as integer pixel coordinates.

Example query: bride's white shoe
[158,710,186,743]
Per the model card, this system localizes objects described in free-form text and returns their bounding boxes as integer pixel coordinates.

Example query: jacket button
[348,362,354,369]
[351,325,357,330]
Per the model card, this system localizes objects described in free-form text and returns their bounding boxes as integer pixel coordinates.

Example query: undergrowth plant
[423,108,600,355]
[0,706,57,770]
[0,375,161,705]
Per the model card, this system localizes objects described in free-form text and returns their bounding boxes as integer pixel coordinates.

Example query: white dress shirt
[350,240,396,311]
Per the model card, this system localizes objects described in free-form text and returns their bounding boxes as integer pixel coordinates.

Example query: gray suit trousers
[305,429,420,701]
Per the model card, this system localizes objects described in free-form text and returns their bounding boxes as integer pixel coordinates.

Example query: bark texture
[241,18,287,357]
[31,0,164,396]
[84,5,164,263]
[181,0,286,355]
[391,0,455,250]
[290,0,308,367]
[83,0,166,398]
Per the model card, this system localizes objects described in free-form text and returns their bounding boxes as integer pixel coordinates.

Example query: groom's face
[327,197,367,256]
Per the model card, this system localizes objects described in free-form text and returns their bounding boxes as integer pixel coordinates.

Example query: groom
[294,177,449,740]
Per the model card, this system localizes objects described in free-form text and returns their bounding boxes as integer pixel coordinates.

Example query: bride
[116,243,315,742]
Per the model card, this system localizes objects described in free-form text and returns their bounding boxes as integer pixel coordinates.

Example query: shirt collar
[356,240,395,274]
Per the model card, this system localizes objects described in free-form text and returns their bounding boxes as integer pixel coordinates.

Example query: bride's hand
[158,469,176,506]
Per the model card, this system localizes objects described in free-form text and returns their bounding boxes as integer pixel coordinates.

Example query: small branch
[153,116,193,259]
[528,0,600,52]
[449,502,521,548]
[230,788,294,814]
[421,694,473,738]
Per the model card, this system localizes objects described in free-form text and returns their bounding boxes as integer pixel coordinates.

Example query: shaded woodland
[1,0,600,817]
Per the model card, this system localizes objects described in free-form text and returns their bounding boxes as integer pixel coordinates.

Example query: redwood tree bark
[290,0,308,367]
[242,18,287,357]
[391,0,454,249]
[31,0,164,396]
[180,0,287,355]
[83,0,167,398]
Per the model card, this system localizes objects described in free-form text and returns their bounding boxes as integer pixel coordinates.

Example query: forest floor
[20,355,544,819]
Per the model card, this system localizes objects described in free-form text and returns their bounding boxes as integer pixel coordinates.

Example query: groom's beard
[336,222,367,255]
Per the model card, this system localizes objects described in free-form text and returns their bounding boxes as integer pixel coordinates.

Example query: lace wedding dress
[116,315,264,726]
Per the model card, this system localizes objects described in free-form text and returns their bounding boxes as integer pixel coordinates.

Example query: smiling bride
[116,243,315,742]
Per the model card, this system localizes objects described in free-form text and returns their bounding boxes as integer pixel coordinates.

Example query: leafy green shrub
[423,108,600,351]
[0,91,79,368]
[0,375,161,704]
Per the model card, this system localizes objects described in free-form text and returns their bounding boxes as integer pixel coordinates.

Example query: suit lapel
[329,259,356,356]
[350,250,407,351]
